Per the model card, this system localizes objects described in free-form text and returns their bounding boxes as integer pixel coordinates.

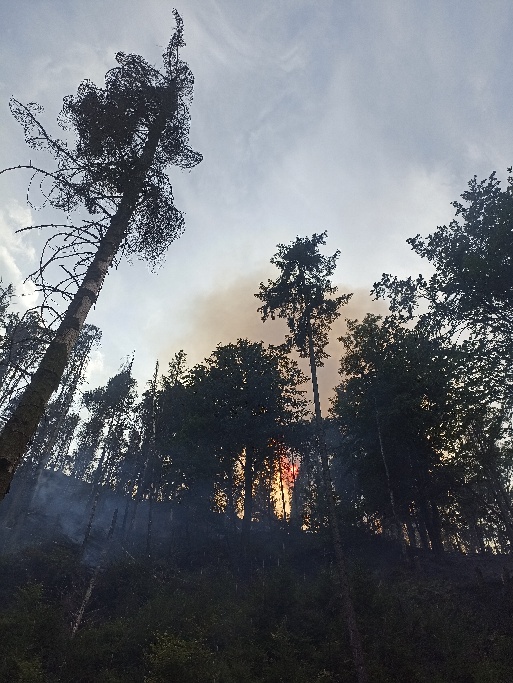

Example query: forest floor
[0,530,512,682]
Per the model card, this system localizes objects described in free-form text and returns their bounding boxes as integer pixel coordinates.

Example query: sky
[1,0,513,412]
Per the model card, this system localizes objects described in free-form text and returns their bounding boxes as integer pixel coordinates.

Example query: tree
[0,11,201,498]
[256,232,369,683]
[438,338,513,551]
[332,314,459,553]
[0,284,52,424]
[28,323,102,473]
[74,361,138,490]
[73,360,138,547]
[372,171,513,550]
[174,340,307,543]
[373,170,513,342]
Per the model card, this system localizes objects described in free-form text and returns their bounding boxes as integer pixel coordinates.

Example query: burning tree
[0,11,201,497]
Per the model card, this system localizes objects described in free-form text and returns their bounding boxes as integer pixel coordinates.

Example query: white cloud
[1,0,513,396]
[83,347,105,387]
[0,200,38,308]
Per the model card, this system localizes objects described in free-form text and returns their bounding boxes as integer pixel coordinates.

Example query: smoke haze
[159,270,389,412]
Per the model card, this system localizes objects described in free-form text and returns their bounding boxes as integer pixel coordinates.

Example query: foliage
[161,340,308,532]
[256,232,351,366]
[370,171,513,552]
[179,340,307,457]
[0,13,202,494]
[332,314,457,522]
[8,10,202,305]
[72,361,138,487]
[0,284,51,424]
[373,170,513,342]
[0,542,513,682]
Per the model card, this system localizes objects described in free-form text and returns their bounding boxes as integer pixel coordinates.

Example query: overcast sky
[1,0,513,410]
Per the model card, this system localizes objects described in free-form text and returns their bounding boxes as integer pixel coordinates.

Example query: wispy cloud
[1,0,512,399]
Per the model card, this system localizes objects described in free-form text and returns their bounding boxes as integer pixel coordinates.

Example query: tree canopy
[0,12,201,496]
[256,232,351,366]
[373,170,513,341]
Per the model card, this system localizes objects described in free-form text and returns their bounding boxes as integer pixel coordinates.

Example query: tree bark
[373,398,407,558]
[241,446,254,545]
[278,453,287,521]
[307,323,369,683]
[404,513,417,551]
[72,507,118,637]
[0,106,171,499]
[485,463,513,547]
[226,468,237,533]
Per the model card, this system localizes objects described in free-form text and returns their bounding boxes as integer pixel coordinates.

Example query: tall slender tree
[256,232,369,683]
[0,11,201,498]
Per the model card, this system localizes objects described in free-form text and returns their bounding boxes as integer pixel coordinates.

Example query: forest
[1,12,513,683]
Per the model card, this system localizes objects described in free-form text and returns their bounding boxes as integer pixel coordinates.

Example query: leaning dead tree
[0,10,201,498]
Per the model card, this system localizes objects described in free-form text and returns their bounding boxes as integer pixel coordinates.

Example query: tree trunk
[483,460,513,535]
[404,513,417,551]
[83,489,100,548]
[226,469,237,533]
[486,465,513,548]
[72,507,118,637]
[278,453,287,521]
[0,107,171,499]
[241,446,254,545]
[30,332,93,489]
[307,323,369,683]
[429,501,444,554]
[374,398,407,558]
[414,506,431,551]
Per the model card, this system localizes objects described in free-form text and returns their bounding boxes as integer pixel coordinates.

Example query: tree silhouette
[374,170,513,341]
[0,11,201,497]
[256,232,369,683]
[0,283,52,423]
[333,314,458,554]
[175,340,307,542]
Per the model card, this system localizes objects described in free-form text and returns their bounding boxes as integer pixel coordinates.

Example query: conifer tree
[0,286,51,423]
[256,232,369,683]
[175,340,307,542]
[0,11,201,497]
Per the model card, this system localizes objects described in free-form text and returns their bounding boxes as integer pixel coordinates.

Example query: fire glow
[269,439,300,521]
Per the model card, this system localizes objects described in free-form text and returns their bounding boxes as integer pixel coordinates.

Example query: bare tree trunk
[83,490,100,548]
[373,398,407,558]
[404,513,417,551]
[307,323,369,683]
[72,507,118,637]
[0,108,171,499]
[278,453,287,521]
[226,469,237,533]
[147,496,154,557]
[486,467,513,548]
[241,446,254,545]
[430,501,444,554]
[415,508,431,551]
[29,331,95,491]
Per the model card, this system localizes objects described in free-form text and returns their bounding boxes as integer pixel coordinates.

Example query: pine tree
[256,232,369,683]
[0,11,201,497]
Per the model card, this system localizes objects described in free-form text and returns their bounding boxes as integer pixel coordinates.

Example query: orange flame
[269,438,300,520]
